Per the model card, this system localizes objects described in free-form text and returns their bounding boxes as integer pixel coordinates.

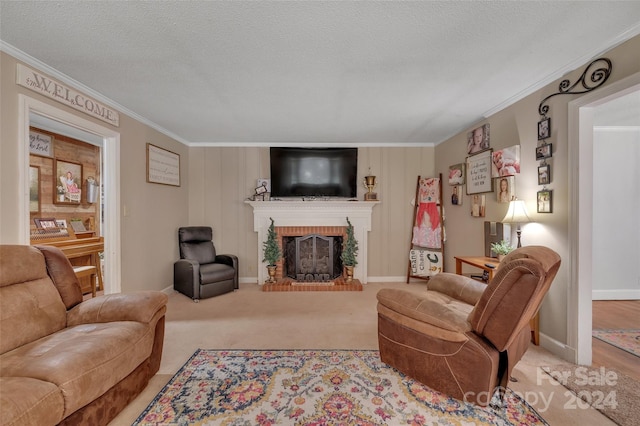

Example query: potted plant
[340,217,358,282]
[491,240,513,261]
[262,217,281,283]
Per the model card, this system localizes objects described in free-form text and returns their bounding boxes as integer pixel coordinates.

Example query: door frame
[567,72,640,364]
[19,95,122,293]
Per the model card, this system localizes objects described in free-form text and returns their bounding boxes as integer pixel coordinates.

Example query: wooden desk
[34,237,104,295]
[454,255,539,345]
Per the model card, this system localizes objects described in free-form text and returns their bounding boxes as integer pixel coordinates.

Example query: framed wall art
[537,117,551,140]
[496,176,514,203]
[471,194,486,217]
[451,185,463,205]
[538,164,551,185]
[491,145,520,177]
[29,131,54,158]
[537,190,553,213]
[466,150,494,194]
[448,163,466,185]
[147,143,181,186]
[54,159,82,204]
[29,165,40,214]
[466,124,490,155]
[535,143,552,160]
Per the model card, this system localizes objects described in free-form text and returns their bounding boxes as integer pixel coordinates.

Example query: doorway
[19,95,122,293]
[568,73,640,365]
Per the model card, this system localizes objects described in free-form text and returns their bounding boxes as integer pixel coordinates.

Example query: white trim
[567,72,640,365]
[539,332,577,364]
[19,95,122,294]
[592,289,640,300]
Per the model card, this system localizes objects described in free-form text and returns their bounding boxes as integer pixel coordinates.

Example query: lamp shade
[502,199,531,224]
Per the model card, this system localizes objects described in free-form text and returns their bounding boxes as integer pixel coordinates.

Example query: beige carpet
[108,282,616,425]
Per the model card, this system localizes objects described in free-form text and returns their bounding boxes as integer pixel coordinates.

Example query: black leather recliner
[174,226,238,301]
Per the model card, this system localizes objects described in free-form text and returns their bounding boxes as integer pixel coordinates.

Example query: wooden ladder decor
[406,173,445,283]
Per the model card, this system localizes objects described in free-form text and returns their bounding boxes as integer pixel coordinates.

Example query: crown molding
[1,40,190,146]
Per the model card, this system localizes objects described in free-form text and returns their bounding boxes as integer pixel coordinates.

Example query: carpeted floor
[107,282,617,426]
[135,349,546,426]
[542,364,640,426]
[592,329,640,357]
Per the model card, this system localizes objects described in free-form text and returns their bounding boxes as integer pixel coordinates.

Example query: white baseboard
[161,285,174,295]
[366,276,407,283]
[592,289,640,300]
[539,332,577,364]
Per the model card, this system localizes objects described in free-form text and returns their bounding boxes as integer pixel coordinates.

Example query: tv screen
[270,147,358,198]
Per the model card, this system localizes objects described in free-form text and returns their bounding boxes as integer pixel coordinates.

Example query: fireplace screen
[284,234,343,281]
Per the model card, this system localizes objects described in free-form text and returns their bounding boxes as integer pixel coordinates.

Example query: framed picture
[538,117,551,140]
[448,163,466,185]
[470,194,486,217]
[34,217,58,230]
[491,145,520,177]
[537,190,553,213]
[496,176,514,203]
[29,131,54,158]
[54,159,83,204]
[69,219,87,233]
[451,185,463,205]
[466,150,494,194]
[257,178,271,193]
[467,124,490,154]
[538,164,551,185]
[147,143,180,186]
[55,219,68,229]
[29,165,40,214]
[535,143,553,160]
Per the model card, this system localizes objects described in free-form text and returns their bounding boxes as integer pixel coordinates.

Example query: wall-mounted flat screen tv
[270,147,358,198]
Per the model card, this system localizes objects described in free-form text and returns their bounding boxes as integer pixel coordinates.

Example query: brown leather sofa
[377,246,560,406]
[0,245,168,426]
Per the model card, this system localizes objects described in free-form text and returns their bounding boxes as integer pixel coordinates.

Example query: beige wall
[1,52,189,292]
[188,145,436,280]
[434,35,640,346]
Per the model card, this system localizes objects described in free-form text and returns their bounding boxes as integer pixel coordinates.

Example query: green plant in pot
[341,217,358,282]
[262,217,281,283]
[491,240,513,261]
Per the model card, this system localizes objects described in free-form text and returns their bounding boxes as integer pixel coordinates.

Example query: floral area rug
[592,329,640,357]
[134,349,546,425]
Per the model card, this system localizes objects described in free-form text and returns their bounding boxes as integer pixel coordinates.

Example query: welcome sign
[17,64,119,127]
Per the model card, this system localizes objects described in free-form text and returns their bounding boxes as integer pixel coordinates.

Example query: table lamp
[501,198,532,248]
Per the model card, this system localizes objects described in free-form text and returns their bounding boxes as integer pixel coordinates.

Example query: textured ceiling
[1,1,640,146]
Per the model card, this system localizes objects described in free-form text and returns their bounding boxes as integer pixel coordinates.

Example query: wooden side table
[454,256,540,345]
[455,256,500,281]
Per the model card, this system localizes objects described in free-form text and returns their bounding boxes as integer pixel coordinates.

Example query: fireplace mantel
[246,200,379,284]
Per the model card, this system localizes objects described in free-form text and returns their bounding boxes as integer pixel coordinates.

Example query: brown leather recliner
[174,226,239,301]
[377,246,561,406]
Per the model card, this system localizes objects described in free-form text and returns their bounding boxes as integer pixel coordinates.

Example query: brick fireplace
[276,226,346,281]
[246,200,379,284]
